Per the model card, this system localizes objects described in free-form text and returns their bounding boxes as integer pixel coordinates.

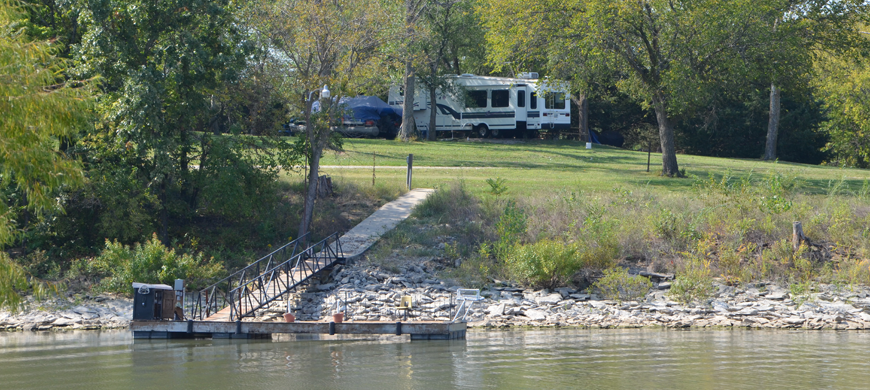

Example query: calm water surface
[1,329,868,389]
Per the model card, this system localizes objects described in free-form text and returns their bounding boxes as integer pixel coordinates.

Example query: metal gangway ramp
[186,233,344,322]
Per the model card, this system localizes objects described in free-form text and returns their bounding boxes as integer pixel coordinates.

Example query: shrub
[592,267,652,302]
[717,242,753,286]
[494,200,526,259]
[505,235,617,289]
[506,240,581,289]
[669,241,716,304]
[835,259,870,290]
[83,233,223,294]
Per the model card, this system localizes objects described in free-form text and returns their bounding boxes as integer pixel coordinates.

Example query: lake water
[2,329,869,389]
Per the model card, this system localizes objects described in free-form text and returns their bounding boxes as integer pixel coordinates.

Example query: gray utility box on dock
[132,283,175,320]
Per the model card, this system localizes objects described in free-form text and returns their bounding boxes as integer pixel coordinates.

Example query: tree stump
[793,221,807,251]
[316,175,333,198]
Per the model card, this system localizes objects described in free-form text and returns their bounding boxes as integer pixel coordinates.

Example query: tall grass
[384,173,870,292]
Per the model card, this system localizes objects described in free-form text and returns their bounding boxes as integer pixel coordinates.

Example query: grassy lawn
[314,138,870,196]
[277,136,870,296]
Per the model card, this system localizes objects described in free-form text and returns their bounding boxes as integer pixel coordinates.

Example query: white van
[388,73,570,138]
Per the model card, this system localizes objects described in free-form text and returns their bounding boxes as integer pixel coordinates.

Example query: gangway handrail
[224,233,344,321]
[185,233,310,321]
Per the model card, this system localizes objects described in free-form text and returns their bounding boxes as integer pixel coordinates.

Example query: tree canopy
[247,0,393,238]
[0,0,92,308]
[72,0,286,244]
[481,0,778,176]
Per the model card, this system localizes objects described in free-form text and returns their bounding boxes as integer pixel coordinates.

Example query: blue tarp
[342,96,399,122]
[313,96,400,122]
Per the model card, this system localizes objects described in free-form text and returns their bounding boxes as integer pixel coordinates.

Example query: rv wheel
[491,129,500,138]
[475,125,490,138]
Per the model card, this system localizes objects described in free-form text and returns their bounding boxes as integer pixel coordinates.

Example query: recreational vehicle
[388,73,571,138]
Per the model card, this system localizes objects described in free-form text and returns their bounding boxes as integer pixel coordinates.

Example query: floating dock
[131,320,467,341]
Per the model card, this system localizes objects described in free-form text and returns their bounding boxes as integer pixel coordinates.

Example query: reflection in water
[1,329,869,389]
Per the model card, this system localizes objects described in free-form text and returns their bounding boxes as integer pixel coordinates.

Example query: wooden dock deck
[131,320,467,341]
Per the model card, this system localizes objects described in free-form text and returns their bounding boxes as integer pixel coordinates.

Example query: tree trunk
[764,83,780,161]
[574,93,589,142]
[299,131,323,240]
[651,93,681,177]
[401,61,416,141]
[428,74,437,141]
[298,98,325,240]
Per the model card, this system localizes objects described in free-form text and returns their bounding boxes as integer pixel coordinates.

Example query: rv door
[514,86,528,130]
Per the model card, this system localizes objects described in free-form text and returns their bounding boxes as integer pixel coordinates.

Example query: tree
[249,0,391,239]
[398,0,430,141]
[19,0,83,57]
[74,0,260,244]
[0,0,92,308]
[481,0,772,176]
[416,0,486,141]
[816,52,870,168]
[762,0,870,161]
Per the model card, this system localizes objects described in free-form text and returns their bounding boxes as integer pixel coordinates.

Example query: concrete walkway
[339,188,434,260]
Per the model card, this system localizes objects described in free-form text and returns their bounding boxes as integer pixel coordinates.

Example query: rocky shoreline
[5,262,870,332]
[0,294,132,331]
[264,263,870,331]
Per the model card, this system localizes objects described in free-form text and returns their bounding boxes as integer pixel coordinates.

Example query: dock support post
[236,321,242,335]
[329,322,336,335]
[396,322,402,335]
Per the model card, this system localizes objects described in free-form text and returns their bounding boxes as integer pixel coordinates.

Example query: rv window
[530,92,537,109]
[517,91,526,108]
[491,90,509,108]
[467,90,487,108]
[545,93,566,110]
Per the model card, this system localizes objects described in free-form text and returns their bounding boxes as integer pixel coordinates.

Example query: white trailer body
[388,74,570,138]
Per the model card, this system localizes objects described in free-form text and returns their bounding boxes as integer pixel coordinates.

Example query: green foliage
[485,177,508,196]
[669,241,716,305]
[195,136,284,221]
[494,200,526,259]
[0,252,28,309]
[0,0,91,308]
[0,0,91,244]
[505,239,583,289]
[592,267,652,302]
[717,242,754,286]
[817,47,870,168]
[480,0,773,175]
[446,243,503,288]
[834,259,870,290]
[73,0,258,242]
[81,233,222,294]
[505,230,617,289]
[652,209,700,249]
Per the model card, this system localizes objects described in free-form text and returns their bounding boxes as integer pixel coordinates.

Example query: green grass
[322,137,870,292]
[314,138,870,197]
